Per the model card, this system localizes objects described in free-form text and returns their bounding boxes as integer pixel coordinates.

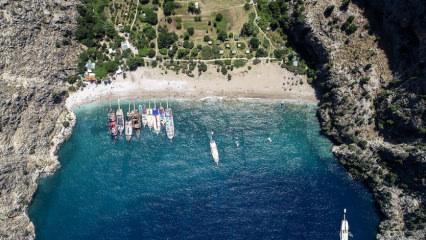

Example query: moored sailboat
[125,102,133,142]
[116,98,125,136]
[131,101,141,137]
[165,101,175,140]
[153,101,161,134]
[146,101,154,130]
[107,100,117,138]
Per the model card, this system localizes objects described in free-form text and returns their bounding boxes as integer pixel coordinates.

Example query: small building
[292,60,299,67]
[194,2,199,9]
[231,50,237,55]
[237,43,242,48]
[245,49,251,54]
[84,71,97,82]
[121,41,129,50]
[225,43,230,49]
[208,41,213,45]
[108,48,116,54]
[219,50,224,55]
[85,60,95,71]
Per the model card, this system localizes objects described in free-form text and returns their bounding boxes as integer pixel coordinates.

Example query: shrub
[324,5,335,17]
[255,48,268,58]
[215,13,223,22]
[221,66,227,75]
[233,59,247,68]
[253,58,261,65]
[198,62,207,73]
[217,31,227,41]
[187,27,195,36]
[249,37,260,49]
[340,0,350,11]
[244,3,250,11]
[63,121,70,128]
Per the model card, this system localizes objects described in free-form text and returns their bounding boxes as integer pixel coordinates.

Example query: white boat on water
[146,101,154,130]
[165,102,174,140]
[210,139,219,165]
[139,104,148,127]
[125,120,133,142]
[340,209,349,240]
[125,103,133,141]
[116,99,125,135]
[210,131,219,165]
[153,101,161,134]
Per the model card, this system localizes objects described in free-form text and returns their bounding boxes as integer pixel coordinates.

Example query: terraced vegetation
[74,0,312,83]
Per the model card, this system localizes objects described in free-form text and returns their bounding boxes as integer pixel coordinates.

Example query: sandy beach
[66,62,317,109]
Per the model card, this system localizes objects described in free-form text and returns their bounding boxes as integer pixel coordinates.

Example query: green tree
[217,31,227,41]
[158,28,178,48]
[249,37,260,49]
[215,13,223,22]
[163,0,176,16]
[187,27,195,36]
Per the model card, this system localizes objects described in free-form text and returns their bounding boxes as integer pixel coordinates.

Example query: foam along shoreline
[66,62,317,109]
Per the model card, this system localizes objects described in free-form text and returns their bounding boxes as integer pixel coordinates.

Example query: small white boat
[139,104,148,127]
[116,99,125,135]
[125,120,133,142]
[153,101,161,134]
[165,104,174,140]
[146,101,154,130]
[340,209,349,240]
[210,139,219,165]
[125,103,133,142]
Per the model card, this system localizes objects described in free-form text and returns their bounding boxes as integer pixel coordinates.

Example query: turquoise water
[30,100,379,240]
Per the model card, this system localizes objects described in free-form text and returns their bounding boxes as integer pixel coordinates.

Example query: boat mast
[118,98,121,110]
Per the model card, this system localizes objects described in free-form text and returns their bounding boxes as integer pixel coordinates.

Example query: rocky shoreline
[288,0,425,239]
[0,0,79,239]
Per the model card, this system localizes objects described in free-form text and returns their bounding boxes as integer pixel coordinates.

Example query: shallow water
[30,100,379,240]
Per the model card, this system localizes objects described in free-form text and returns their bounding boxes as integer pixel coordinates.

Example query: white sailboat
[340,209,349,240]
[139,104,148,127]
[147,101,154,130]
[153,100,161,134]
[165,100,175,140]
[125,103,133,142]
[116,98,125,135]
[210,131,219,165]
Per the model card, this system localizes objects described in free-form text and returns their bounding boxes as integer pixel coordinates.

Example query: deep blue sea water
[29,100,379,240]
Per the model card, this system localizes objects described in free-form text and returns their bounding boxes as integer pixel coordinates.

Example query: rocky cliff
[0,0,78,239]
[288,0,425,239]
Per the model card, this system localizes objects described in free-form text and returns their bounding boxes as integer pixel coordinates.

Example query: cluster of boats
[107,99,175,141]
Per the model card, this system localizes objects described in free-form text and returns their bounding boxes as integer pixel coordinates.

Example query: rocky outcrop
[0,0,79,239]
[288,0,425,239]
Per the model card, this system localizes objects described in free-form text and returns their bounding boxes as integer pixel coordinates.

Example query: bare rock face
[0,0,79,239]
[288,0,425,239]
